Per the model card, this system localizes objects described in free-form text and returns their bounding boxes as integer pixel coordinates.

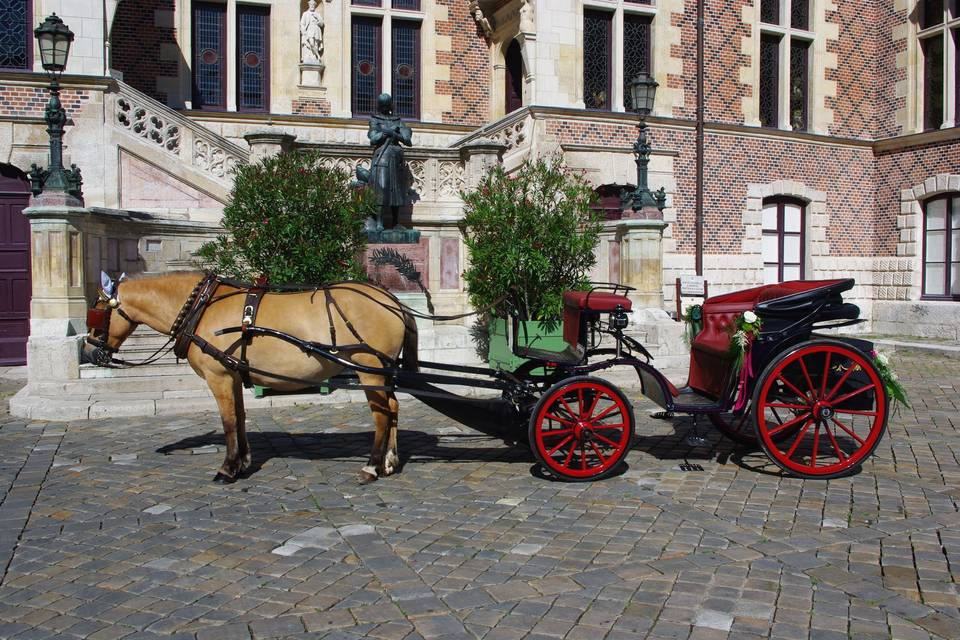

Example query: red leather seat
[562,292,632,348]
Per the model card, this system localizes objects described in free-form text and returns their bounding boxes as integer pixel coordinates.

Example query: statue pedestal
[299,63,325,88]
[363,236,429,294]
[366,227,421,244]
[616,219,668,309]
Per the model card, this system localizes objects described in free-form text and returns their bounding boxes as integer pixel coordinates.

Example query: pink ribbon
[733,336,755,412]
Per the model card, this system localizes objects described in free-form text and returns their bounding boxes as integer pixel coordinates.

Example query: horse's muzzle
[81,341,114,367]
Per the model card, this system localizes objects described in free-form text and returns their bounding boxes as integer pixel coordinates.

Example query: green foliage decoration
[459,157,603,321]
[196,151,375,285]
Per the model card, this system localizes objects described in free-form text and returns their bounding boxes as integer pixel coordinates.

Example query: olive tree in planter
[196,150,376,395]
[459,157,603,370]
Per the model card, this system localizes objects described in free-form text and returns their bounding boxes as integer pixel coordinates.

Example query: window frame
[921,193,960,301]
[758,0,814,132]
[918,0,959,131]
[191,1,229,112]
[351,15,383,118]
[0,0,33,72]
[236,3,270,114]
[583,8,614,111]
[761,197,806,283]
[391,18,421,120]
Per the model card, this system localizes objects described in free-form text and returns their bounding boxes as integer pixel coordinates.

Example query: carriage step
[79,362,196,379]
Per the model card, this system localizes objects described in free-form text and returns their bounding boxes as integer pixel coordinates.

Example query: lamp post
[28,14,83,204]
[625,72,666,215]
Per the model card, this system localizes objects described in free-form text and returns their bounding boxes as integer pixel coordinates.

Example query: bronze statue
[356,93,413,231]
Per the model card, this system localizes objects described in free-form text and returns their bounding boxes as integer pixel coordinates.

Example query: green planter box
[253,384,333,399]
[488,317,566,373]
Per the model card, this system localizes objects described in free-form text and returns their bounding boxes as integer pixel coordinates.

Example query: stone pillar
[22,204,89,382]
[617,218,668,309]
[244,129,297,162]
[459,139,506,190]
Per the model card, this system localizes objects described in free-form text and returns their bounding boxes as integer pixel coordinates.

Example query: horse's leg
[208,373,245,483]
[382,392,400,476]
[358,376,391,484]
[236,389,251,475]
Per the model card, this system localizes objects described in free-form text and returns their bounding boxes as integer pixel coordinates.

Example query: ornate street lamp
[28,14,83,203]
[626,72,666,214]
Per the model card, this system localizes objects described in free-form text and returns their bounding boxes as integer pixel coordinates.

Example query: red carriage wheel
[752,340,888,479]
[529,376,635,481]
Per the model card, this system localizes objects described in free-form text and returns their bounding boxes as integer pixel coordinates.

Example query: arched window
[762,197,805,283]
[922,193,960,299]
[505,39,524,114]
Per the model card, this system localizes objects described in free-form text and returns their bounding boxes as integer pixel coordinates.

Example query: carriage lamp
[610,305,630,332]
[28,14,83,202]
[626,72,666,214]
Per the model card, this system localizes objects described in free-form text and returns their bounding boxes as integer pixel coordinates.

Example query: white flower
[876,351,890,367]
[743,311,758,324]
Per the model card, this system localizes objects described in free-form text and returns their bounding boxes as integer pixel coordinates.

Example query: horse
[82,270,418,484]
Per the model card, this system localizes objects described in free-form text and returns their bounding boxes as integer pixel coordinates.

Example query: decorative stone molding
[116,96,181,155]
[194,139,240,180]
[895,172,960,299]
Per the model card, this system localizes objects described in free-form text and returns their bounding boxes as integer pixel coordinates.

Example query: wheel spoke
[834,408,879,417]
[544,414,575,426]
[825,363,856,403]
[784,419,814,459]
[767,411,812,437]
[562,442,576,468]
[831,416,865,445]
[798,356,817,399]
[591,404,619,422]
[811,423,820,467]
[578,388,584,416]
[581,442,587,471]
[560,397,580,420]
[583,391,602,420]
[542,427,574,437]
[777,375,811,403]
[766,402,809,410]
[590,430,622,448]
[820,352,831,397]
[831,384,875,406]
[547,435,575,456]
[823,423,846,462]
[588,441,608,466]
[592,422,626,430]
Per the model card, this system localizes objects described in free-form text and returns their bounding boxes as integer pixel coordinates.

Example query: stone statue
[469,0,493,38]
[519,0,535,33]
[356,94,413,231]
[300,0,324,64]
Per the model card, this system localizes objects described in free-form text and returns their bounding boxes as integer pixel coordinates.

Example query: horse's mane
[125,269,206,282]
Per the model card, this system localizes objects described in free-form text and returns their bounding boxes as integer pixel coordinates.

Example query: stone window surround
[744,0,837,134]
[743,180,829,279]
[580,0,660,114]
[898,173,960,299]
[914,1,959,130]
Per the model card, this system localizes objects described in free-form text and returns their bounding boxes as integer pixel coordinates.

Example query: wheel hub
[574,421,590,440]
[813,401,834,422]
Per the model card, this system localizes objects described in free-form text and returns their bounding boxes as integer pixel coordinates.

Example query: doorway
[505,39,524,114]
[0,165,31,366]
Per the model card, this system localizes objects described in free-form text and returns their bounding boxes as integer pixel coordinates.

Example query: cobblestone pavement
[0,351,958,640]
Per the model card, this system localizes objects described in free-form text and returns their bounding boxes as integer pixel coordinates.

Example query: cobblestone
[0,352,957,638]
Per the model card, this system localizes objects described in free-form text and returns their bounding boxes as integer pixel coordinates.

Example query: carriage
[86,274,888,483]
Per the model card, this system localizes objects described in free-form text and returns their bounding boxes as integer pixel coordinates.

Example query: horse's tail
[401,310,419,372]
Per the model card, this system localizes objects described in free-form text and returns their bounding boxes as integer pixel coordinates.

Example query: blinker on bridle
[85,284,136,365]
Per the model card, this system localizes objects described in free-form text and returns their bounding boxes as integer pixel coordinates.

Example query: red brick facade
[292,98,332,117]
[436,0,490,127]
[110,0,179,104]
[0,85,90,119]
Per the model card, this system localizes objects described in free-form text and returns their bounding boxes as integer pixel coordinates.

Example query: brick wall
[435,0,489,127]
[875,0,908,139]
[111,0,179,104]
[699,0,752,125]
[292,98,332,117]
[0,85,90,119]
[828,0,876,139]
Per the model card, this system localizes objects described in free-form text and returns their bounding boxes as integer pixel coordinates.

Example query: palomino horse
[82,271,418,483]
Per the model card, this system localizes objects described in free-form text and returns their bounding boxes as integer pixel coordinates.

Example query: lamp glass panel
[37,33,54,66]
[53,37,70,68]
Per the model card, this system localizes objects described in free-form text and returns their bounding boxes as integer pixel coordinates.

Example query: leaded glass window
[583,10,612,111]
[923,194,960,299]
[923,35,945,130]
[352,17,382,117]
[623,13,652,112]
[237,5,269,112]
[392,0,420,9]
[789,40,809,130]
[760,34,780,127]
[392,20,420,119]
[761,0,780,25]
[0,0,30,71]
[352,0,382,7]
[192,2,226,110]
[922,0,945,29]
[790,0,809,30]
[762,199,805,284]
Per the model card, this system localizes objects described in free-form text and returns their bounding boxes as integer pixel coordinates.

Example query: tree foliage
[460,157,602,320]
[196,151,374,285]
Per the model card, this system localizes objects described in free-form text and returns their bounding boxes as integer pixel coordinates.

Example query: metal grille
[921,0,945,28]
[791,0,809,29]
[352,17,381,117]
[922,35,944,130]
[623,14,652,112]
[761,0,780,24]
[392,0,421,9]
[583,10,612,111]
[0,0,29,70]
[624,0,652,4]
[392,20,419,119]
[352,0,382,6]
[789,40,809,130]
[238,6,268,112]
[760,34,780,127]
[193,3,225,109]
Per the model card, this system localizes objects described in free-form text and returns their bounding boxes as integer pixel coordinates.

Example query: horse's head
[81,271,139,366]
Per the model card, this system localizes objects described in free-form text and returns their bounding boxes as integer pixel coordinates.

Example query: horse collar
[172,274,221,360]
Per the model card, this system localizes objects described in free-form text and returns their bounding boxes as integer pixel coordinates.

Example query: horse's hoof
[358,470,378,484]
[213,472,236,484]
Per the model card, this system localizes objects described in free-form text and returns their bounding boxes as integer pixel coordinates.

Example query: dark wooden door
[505,39,524,114]
[0,167,31,365]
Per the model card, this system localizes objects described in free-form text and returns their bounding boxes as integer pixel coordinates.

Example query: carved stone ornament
[519,0,535,34]
[469,1,493,38]
[300,0,325,64]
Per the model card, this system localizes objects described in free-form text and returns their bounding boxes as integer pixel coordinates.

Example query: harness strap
[236,288,265,388]
[173,275,221,359]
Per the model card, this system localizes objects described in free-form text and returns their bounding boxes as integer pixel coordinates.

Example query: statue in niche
[300,0,324,64]
[519,0,535,33]
[355,94,413,232]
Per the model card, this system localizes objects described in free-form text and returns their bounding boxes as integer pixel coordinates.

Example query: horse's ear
[118,272,127,283]
[100,271,114,294]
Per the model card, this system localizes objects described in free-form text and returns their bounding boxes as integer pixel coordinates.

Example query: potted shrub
[196,150,376,395]
[459,157,603,370]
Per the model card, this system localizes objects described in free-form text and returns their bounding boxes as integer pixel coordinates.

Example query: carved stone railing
[452,108,534,159]
[109,81,248,186]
